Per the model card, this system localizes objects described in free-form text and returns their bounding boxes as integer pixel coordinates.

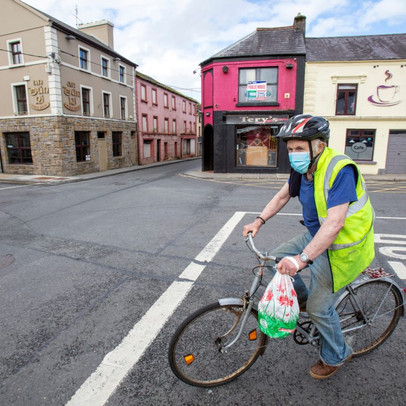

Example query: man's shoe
[309,355,352,380]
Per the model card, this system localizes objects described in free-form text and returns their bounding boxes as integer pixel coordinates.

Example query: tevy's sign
[63,82,81,111]
[29,80,50,111]
[226,114,289,125]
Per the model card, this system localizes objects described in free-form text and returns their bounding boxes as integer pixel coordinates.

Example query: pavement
[1,157,406,185]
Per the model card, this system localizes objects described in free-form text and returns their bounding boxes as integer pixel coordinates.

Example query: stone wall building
[0,0,138,176]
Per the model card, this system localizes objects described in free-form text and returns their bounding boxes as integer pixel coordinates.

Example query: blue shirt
[299,165,358,236]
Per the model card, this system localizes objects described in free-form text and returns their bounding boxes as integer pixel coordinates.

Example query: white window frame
[7,38,24,65]
[119,95,127,120]
[119,64,126,84]
[80,85,94,116]
[100,56,110,78]
[102,91,113,118]
[78,46,91,71]
[11,82,29,115]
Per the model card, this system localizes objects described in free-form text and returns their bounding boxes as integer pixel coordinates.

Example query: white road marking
[66,211,246,406]
[388,261,406,279]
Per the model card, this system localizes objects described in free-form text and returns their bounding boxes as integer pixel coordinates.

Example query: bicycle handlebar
[245,232,280,262]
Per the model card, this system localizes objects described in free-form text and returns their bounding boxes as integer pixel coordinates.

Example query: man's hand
[276,255,306,276]
[242,218,263,237]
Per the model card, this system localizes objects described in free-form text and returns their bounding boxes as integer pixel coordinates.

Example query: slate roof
[306,34,406,61]
[200,27,306,65]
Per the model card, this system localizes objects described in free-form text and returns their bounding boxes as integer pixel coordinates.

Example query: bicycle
[168,233,405,387]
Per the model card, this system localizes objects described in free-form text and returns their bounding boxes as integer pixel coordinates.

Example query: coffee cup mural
[368,70,402,107]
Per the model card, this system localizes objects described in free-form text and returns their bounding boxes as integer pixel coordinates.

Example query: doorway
[202,125,214,171]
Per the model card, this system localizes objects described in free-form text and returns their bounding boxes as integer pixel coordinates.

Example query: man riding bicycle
[243,114,375,379]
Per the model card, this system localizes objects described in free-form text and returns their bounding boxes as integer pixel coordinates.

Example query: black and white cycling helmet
[277,114,330,142]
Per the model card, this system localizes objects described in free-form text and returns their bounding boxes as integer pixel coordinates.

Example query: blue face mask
[289,152,311,174]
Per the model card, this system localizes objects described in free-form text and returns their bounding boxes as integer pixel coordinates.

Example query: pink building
[136,71,198,165]
[200,15,306,173]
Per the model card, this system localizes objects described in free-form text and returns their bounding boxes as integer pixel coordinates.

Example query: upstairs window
[9,40,23,65]
[171,95,176,110]
[119,66,125,83]
[101,57,109,77]
[141,84,147,102]
[164,118,169,133]
[152,89,157,105]
[81,87,91,116]
[13,84,28,115]
[120,96,126,120]
[238,67,278,104]
[79,47,89,70]
[336,84,357,115]
[103,92,111,118]
[164,93,168,108]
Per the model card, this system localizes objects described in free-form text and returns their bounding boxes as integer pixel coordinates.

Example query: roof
[306,33,406,61]
[136,71,198,103]
[201,26,306,66]
[20,1,137,67]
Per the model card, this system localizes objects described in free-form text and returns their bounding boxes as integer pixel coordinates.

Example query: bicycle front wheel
[336,280,403,357]
[168,302,267,387]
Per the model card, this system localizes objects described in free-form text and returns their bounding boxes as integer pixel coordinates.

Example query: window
[120,96,126,120]
[345,129,375,161]
[14,84,28,115]
[336,84,357,115]
[79,47,89,70]
[101,57,109,77]
[119,65,125,83]
[164,118,169,133]
[164,93,168,108]
[9,40,23,65]
[182,100,186,112]
[142,114,148,132]
[144,140,152,158]
[81,88,91,116]
[183,120,187,133]
[238,67,278,104]
[5,132,32,164]
[189,102,192,114]
[112,132,122,157]
[153,116,158,132]
[152,89,157,105]
[236,125,279,167]
[172,119,176,134]
[171,95,176,110]
[103,92,111,117]
[141,84,147,102]
[75,131,90,162]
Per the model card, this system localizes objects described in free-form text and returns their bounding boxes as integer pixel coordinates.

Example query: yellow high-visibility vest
[313,147,375,292]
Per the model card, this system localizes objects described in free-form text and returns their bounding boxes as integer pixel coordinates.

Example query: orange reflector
[184,354,195,365]
[249,329,257,341]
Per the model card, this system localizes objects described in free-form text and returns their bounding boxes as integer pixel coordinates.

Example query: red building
[136,71,198,165]
[200,14,306,173]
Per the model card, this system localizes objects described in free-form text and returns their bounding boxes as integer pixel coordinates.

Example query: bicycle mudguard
[218,298,244,307]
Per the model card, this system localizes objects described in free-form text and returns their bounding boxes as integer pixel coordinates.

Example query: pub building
[199,14,306,173]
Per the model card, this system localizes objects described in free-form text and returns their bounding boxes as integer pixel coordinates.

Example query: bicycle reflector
[249,329,257,341]
[184,354,195,365]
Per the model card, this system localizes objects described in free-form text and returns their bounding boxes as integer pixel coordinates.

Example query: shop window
[144,139,152,158]
[75,131,90,162]
[236,125,278,167]
[13,84,28,115]
[112,131,122,157]
[336,84,357,115]
[238,67,278,104]
[345,129,375,161]
[6,132,32,164]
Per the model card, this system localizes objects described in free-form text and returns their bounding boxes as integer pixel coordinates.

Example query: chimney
[78,20,114,49]
[294,13,306,36]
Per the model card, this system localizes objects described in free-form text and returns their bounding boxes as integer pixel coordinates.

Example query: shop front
[209,112,292,173]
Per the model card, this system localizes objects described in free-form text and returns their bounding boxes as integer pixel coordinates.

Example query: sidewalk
[1,158,405,185]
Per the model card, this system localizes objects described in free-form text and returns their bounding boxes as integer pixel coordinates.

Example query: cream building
[304,34,406,174]
[0,0,138,176]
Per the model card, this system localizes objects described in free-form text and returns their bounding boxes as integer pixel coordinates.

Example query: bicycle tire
[168,302,267,387]
[336,280,403,357]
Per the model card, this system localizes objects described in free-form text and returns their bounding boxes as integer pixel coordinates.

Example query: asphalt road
[0,160,405,406]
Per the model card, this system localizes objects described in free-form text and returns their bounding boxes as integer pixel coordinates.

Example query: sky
[23,0,406,102]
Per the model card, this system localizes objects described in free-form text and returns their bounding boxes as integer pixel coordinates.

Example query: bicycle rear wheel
[168,302,267,387]
[336,280,403,357]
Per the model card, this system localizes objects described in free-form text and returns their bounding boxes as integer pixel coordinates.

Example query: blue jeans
[268,230,353,366]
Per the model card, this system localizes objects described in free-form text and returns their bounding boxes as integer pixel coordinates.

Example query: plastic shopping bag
[258,272,299,338]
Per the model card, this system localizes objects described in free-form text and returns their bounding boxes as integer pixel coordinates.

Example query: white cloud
[22,0,406,102]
